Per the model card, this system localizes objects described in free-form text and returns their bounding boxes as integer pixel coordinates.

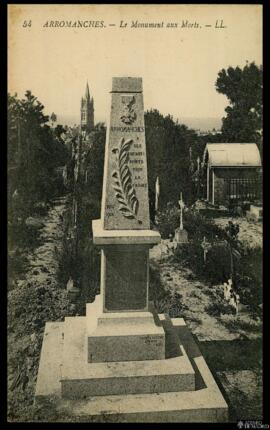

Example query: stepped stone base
[61,317,194,398]
[86,296,165,362]
[35,310,228,422]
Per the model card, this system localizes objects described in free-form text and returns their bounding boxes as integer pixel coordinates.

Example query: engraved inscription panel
[104,249,148,311]
[101,78,150,230]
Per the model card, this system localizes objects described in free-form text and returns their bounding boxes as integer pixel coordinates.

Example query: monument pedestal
[88,219,164,363]
[35,220,228,421]
[35,311,228,422]
[86,296,165,362]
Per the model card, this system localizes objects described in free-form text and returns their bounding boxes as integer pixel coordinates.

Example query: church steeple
[85,81,90,100]
[81,81,94,133]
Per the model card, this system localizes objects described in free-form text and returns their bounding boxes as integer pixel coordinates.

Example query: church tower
[80,82,94,133]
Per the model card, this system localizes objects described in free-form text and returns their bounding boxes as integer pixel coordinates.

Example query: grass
[188,290,199,298]
[8,253,29,290]
[205,301,236,317]
[149,262,187,316]
[220,315,262,334]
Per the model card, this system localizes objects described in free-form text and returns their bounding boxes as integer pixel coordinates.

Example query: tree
[83,123,106,204]
[50,112,57,127]
[216,62,263,149]
[144,109,204,207]
[8,91,69,219]
[54,124,65,139]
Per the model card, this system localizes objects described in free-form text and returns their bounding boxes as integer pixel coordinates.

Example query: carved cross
[178,192,185,230]
[201,236,211,263]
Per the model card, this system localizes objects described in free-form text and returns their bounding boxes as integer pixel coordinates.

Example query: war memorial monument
[35,77,228,422]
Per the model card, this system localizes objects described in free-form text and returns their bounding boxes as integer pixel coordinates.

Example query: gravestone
[66,277,79,301]
[246,204,263,222]
[35,77,228,422]
[175,192,188,243]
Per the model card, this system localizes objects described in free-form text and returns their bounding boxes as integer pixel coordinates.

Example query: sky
[8,4,262,130]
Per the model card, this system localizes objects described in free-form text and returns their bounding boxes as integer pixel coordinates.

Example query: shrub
[173,240,231,285]
[156,204,226,241]
[234,246,262,318]
[205,301,235,317]
[8,222,42,251]
[204,242,231,284]
[149,264,186,316]
[171,215,262,312]
[173,241,203,270]
[168,292,185,318]
[156,204,179,239]
[220,315,262,333]
[172,236,262,318]
[8,251,29,291]
[213,285,224,300]
[184,209,225,241]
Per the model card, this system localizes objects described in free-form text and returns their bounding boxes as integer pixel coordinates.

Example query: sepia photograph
[7,3,263,423]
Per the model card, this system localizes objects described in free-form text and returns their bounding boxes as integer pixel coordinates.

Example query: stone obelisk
[91,77,163,362]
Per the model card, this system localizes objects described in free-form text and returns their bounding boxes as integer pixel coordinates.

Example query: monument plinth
[35,78,228,422]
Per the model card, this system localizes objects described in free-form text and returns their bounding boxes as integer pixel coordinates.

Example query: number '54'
[22,20,32,27]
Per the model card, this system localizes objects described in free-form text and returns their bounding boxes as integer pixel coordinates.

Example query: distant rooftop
[204,143,261,167]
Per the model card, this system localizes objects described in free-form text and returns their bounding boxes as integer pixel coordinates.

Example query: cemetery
[8,76,262,423]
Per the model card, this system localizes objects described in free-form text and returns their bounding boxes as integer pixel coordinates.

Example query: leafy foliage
[156,204,180,238]
[234,246,262,318]
[145,109,205,208]
[166,209,263,314]
[83,123,106,205]
[205,300,236,317]
[173,240,232,285]
[216,62,263,148]
[157,204,225,240]
[8,91,69,220]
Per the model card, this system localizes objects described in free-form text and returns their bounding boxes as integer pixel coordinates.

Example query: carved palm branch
[112,138,141,223]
